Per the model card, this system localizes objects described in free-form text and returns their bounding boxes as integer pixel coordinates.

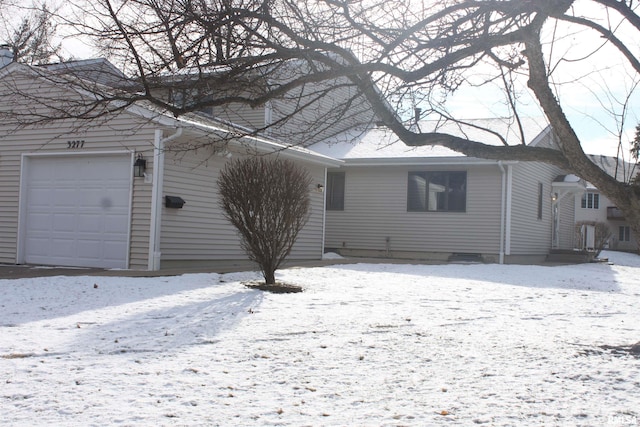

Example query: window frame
[537,182,543,220]
[619,225,631,242]
[581,192,600,209]
[407,171,467,213]
[325,171,345,211]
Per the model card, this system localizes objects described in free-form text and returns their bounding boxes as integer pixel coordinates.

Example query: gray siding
[0,68,155,268]
[325,164,504,259]
[508,161,562,255]
[269,80,373,146]
[213,103,266,130]
[159,142,326,265]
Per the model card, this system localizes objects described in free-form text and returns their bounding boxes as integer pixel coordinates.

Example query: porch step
[545,250,595,264]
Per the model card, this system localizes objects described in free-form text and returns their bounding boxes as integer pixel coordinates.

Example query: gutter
[342,157,519,167]
[148,127,183,270]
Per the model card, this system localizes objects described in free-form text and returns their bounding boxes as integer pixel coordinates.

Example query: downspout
[321,167,328,259]
[498,162,506,264]
[505,165,513,257]
[148,127,183,270]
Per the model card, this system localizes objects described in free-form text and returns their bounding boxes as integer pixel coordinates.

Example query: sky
[1,250,639,426]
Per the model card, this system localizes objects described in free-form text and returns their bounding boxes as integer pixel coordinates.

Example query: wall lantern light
[134,153,147,177]
[316,184,324,193]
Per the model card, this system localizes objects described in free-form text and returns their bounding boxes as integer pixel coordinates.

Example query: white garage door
[22,155,131,268]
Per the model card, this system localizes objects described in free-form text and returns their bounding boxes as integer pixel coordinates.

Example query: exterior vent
[448,253,483,263]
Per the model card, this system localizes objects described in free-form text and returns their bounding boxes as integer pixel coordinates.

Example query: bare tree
[6,0,640,247]
[2,2,64,64]
[218,156,312,285]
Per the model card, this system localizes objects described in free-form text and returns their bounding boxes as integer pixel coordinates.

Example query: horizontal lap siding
[270,82,371,146]
[325,165,503,255]
[0,71,155,268]
[214,103,266,130]
[508,161,563,254]
[160,145,325,262]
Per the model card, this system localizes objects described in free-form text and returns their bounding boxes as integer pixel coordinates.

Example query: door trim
[17,151,134,268]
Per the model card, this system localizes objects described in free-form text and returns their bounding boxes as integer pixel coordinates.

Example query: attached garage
[1,59,337,271]
[18,153,133,269]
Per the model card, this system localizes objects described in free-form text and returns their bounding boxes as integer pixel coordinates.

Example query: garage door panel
[104,216,129,233]
[23,155,131,269]
[26,213,51,232]
[77,240,102,258]
[53,214,77,232]
[53,189,81,207]
[25,237,50,256]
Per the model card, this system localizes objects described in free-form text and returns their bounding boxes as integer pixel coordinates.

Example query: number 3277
[67,140,85,149]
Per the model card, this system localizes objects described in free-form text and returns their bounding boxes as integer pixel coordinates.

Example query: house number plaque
[67,140,85,149]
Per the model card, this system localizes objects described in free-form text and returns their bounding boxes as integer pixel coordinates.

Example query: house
[1,50,635,271]
[0,54,339,271]
[309,119,639,263]
[573,156,639,252]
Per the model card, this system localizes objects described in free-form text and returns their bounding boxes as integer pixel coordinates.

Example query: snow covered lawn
[1,251,640,426]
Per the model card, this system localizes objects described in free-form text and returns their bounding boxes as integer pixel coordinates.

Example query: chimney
[0,45,13,68]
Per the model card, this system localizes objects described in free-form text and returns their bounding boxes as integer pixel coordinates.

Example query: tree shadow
[68,288,264,356]
[0,271,261,326]
[322,260,622,293]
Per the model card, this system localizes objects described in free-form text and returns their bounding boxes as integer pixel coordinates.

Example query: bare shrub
[575,221,612,257]
[218,156,312,285]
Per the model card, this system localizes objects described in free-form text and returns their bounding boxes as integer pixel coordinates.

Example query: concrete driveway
[0,258,378,280]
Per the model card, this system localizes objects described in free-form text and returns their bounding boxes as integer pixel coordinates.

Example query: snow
[321,251,344,260]
[308,118,549,161]
[1,251,640,426]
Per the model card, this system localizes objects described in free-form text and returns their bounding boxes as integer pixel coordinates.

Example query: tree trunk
[523,30,640,253]
[261,261,277,285]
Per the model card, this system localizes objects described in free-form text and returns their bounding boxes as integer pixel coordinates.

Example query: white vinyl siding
[324,165,502,256]
[159,143,326,264]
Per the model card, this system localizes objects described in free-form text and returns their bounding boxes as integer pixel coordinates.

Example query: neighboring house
[573,156,638,252]
[0,55,339,270]
[309,119,638,263]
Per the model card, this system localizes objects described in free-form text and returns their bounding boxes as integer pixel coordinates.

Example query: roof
[128,104,342,167]
[309,117,550,165]
[587,154,637,184]
[1,60,341,168]
[552,174,587,193]
[42,58,136,89]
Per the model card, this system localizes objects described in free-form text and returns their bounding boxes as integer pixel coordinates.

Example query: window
[326,171,345,210]
[581,192,600,209]
[619,226,631,242]
[537,183,543,220]
[407,171,466,212]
